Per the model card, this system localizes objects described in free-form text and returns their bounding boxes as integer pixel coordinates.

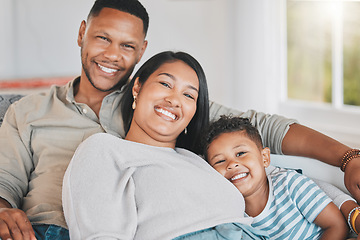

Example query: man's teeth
[231,173,248,181]
[155,108,176,120]
[98,64,118,74]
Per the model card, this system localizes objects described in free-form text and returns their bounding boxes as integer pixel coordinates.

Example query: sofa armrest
[0,94,24,126]
[270,154,348,194]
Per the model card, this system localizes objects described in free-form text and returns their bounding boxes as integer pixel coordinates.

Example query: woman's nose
[165,92,181,107]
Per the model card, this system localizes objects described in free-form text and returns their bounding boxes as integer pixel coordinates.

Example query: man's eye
[123,44,135,50]
[97,36,108,41]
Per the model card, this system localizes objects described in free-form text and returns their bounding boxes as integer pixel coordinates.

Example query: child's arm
[340,200,360,239]
[313,202,349,240]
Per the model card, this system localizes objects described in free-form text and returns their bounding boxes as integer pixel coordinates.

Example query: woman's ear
[261,147,271,168]
[132,77,141,99]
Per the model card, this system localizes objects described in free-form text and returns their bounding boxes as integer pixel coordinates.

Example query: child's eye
[236,152,245,157]
[213,160,225,165]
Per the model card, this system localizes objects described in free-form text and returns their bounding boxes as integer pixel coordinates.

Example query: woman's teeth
[155,108,176,120]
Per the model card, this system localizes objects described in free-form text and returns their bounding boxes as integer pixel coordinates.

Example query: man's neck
[73,78,112,117]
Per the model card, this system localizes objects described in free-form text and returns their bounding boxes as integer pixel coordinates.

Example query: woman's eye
[160,82,171,88]
[184,93,195,100]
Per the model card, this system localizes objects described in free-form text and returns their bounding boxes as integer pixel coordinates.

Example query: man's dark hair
[88,0,149,36]
[203,115,264,160]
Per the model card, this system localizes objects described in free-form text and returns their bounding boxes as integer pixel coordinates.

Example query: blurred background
[0,0,359,147]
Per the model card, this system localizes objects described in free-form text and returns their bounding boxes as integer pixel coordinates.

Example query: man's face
[78,7,148,92]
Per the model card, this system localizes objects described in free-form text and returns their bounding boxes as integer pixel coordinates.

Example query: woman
[62,51,268,240]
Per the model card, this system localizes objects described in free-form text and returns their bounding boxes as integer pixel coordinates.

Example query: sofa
[0,93,356,239]
[0,93,347,193]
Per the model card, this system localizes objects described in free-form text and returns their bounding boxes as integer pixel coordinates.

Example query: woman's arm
[314,202,349,240]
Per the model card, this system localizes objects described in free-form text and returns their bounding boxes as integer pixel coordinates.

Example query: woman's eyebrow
[158,73,199,92]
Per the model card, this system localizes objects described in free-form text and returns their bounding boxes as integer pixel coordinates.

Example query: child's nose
[227,160,239,170]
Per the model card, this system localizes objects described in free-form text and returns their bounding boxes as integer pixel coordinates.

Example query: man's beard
[82,61,134,92]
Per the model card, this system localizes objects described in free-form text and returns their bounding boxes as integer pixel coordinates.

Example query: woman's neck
[125,124,176,149]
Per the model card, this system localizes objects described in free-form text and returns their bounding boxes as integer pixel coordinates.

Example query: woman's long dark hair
[121,51,209,154]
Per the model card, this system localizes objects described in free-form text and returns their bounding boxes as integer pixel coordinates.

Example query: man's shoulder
[13,85,67,110]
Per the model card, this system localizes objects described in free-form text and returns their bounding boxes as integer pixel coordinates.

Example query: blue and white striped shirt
[251,168,332,239]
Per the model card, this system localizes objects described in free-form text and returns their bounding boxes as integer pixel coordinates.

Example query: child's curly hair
[203,115,264,160]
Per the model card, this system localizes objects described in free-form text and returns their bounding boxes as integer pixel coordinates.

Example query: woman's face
[128,60,199,148]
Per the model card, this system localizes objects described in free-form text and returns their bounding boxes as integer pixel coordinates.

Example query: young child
[203,115,349,240]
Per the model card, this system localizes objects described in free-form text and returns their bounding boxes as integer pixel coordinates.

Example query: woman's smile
[154,106,178,121]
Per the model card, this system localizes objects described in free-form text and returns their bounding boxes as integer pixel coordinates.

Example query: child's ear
[261,147,271,168]
[132,78,141,99]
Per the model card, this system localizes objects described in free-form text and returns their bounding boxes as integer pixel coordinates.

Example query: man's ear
[77,20,86,47]
[132,78,141,99]
[261,147,271,168]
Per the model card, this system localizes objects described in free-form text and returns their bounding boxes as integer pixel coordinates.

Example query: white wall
[0,0,16,79]
[0,0,271,112]
[1,0,357,147]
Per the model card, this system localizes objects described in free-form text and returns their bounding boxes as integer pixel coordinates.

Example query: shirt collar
[65,76,128,103]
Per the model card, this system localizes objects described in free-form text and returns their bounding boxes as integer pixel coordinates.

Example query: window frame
[278,0,360,148]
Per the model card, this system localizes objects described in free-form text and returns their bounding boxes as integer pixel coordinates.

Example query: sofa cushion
[0,94,24,126]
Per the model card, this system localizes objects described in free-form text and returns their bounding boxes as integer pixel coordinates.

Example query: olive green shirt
[0,78,297,229]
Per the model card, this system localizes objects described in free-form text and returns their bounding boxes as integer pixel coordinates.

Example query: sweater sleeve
[209,101,298,154]
[62,133,137,240]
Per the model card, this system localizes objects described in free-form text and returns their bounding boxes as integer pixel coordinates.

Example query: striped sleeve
[286,170,332,222]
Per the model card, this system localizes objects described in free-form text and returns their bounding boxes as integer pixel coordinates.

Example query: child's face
[207,131,270,198]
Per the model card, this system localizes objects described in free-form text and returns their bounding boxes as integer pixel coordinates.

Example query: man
[0,0,358,239]
[0,1,148,239]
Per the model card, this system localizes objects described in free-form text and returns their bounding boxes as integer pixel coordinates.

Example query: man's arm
[0,103,36,240]
[282,123,360,201]
[209,101,297,154]
[282,123,350,166]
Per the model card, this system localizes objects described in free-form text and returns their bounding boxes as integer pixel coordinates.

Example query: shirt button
[82,108,88,114]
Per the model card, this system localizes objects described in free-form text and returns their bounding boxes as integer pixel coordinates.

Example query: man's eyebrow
[158,73,199,92]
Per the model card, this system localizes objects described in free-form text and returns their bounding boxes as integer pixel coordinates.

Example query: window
[280,0,360,148]
[287,0,360,108]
